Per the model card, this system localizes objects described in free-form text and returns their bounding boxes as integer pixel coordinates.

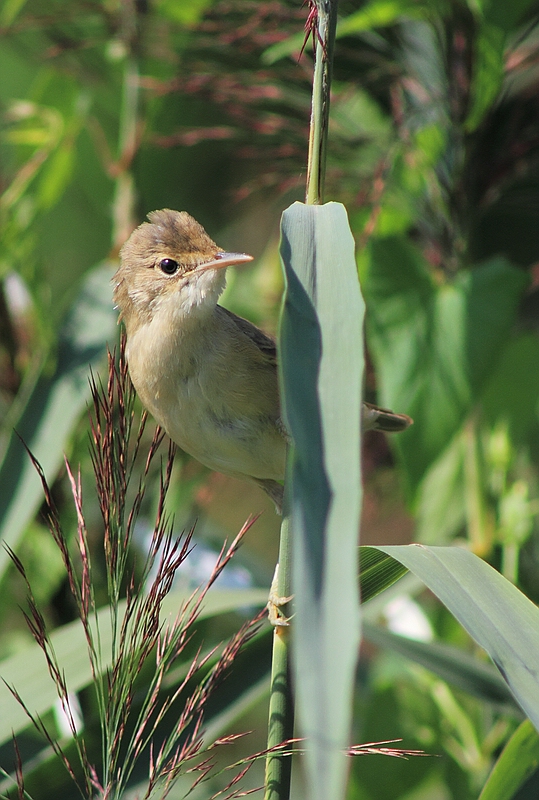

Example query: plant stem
[264,513,294,800]
[501,542,519,585]
[111,0,143,251]
[464,421,491,556]
[103,4,142,786]
[111,55,139,252]
[305,0,339,205]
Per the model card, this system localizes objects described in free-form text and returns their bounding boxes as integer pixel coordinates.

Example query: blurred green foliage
[1,0,539,797]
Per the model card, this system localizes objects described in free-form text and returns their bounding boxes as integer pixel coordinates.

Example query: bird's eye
[159,258,180,275]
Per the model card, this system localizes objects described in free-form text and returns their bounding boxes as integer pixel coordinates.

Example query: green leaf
[465,23,505,132]
[465,0,539,129]
[280,202,363,800]
[412,339,539,550]
[474,0,539,33]
[155,0,214,25]
[362,240,529,492]
[374,544,539,731]
[0,0,29,26]
[481,334,539,443]
[0,262,117,579]
[37,143,76,209]
[359,546,409,602]
[415,431,467,543]
[363,622,518,711]
[0,586,268,745]
[478,720,539,800]
[262,31,310,64]
[337,0,425,37]
[263,0,427,64]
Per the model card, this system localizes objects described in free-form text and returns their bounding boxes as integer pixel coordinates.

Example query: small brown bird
[113,210,412,510]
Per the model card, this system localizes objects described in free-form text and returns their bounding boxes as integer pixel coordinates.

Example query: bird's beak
[196,252,254,272]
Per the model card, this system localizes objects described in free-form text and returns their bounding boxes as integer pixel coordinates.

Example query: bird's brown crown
[114,210,225,328]
[120,209,220,271]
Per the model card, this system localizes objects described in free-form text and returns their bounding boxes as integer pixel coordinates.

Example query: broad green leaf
[0,586,268,745]
[0,263,117,578]
[359,546,408,602]
[280,202,363,800]
[362,239,529,493]
[478,720,539,800]
[374,544,539,731]
[363,622,518,711]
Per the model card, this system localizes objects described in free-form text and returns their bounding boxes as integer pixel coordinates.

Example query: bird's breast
[125,311,286,482]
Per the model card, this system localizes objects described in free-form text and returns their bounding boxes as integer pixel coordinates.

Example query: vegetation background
[1,0,539,798]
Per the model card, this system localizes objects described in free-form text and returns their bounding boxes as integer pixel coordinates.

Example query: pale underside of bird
[113,209,412,511]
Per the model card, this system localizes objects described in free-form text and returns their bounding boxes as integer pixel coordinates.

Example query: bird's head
[113,209,253,332]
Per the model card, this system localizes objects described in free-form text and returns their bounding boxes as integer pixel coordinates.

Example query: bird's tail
[363,402,413,433]
[255,479,284,514]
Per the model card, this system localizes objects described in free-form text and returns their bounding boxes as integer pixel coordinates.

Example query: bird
[113,209,412,511]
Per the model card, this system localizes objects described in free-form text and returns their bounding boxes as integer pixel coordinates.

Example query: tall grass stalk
[5,340,261,800]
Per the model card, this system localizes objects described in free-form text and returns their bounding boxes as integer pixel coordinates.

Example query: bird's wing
[216,307,412,435]
[217,305,277,366]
